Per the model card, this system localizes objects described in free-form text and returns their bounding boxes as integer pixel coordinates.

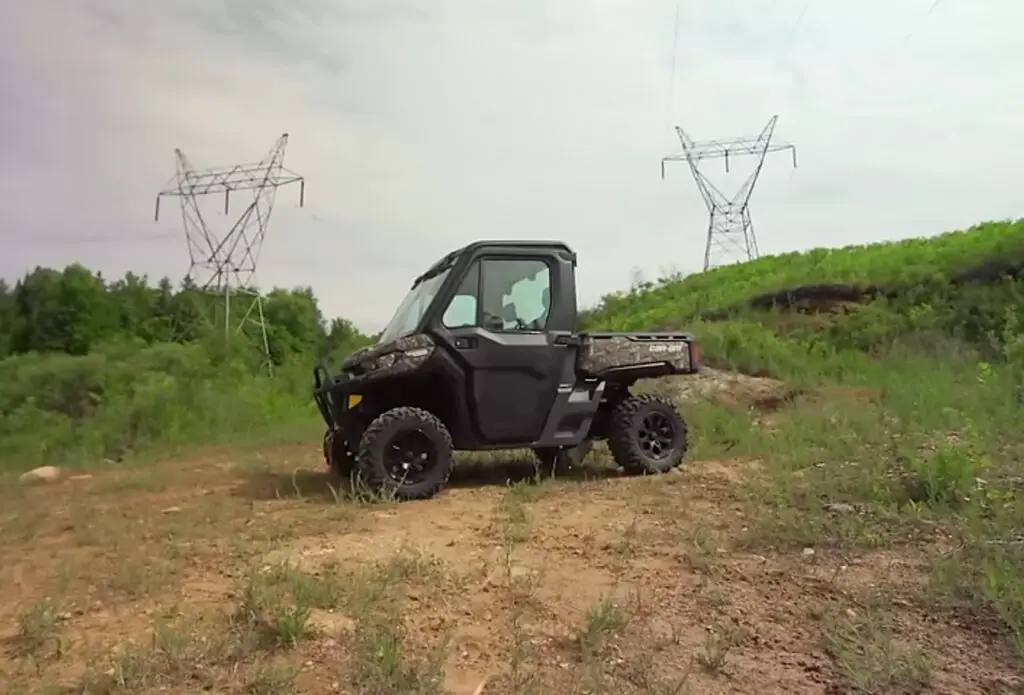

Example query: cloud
[1,0,1022,330]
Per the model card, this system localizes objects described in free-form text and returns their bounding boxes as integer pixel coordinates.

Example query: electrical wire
[774,0,813,108]
[780,0,811,64]
[905,0,945,40]
[773,0,956,105]
[1,232,179,247]
[665,0,682,131]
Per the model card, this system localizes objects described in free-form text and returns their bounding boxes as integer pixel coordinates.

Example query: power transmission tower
[154,133,305,375]
[661,115,797,271]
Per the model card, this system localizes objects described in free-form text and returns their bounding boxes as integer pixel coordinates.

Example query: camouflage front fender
[342,333,437,384]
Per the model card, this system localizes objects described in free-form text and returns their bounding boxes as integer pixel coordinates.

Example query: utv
[312,240,701,501]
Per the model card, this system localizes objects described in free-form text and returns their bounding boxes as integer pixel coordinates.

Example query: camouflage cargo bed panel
[576,334,693,376]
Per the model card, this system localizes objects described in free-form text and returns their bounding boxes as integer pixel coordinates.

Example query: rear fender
[577,334,698,378]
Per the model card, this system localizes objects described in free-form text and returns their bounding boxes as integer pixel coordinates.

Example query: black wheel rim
[636,412,677,461]
[384,429,438,485]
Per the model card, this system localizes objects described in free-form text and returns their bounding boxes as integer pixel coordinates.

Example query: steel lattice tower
[661,116,797,271]
[154,133,305,374]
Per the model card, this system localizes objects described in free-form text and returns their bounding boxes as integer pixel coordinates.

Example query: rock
[802,547,815,557]
[509,565,534,580]
[19,466,62,485]
[308,609,355,635]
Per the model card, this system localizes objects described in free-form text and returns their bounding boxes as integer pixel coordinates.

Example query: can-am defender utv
[313,240,700,501]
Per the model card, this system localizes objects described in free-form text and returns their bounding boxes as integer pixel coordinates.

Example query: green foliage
[0,342,308,469]
[0,265,374,365]
[0,264,375,472]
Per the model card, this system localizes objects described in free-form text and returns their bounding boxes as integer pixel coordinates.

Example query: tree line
[0,264,373,364]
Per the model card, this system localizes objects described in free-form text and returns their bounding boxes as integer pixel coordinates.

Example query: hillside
[1,224,1023,695]
[587,219,1024,333]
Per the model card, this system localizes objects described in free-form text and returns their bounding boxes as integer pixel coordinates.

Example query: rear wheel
[355,407,454,501]
[607,394,688,475]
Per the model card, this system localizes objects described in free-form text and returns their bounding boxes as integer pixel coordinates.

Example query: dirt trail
[0,369,1019,694]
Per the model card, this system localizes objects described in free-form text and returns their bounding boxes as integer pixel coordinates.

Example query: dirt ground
[1,369,1021,694]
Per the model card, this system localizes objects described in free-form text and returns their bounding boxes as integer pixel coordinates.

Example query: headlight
[364,347,430,372]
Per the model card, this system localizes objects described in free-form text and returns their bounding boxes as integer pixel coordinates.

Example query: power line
[905,0,946,39]
[1,232,178,246]
[780,0,811,64]
[665,0,682,131]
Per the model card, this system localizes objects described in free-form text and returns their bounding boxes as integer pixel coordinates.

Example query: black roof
[455,239,573,255]
[413,240,575,287]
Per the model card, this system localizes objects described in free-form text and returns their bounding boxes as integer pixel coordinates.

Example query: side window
[442,261,479,329]
[440,258,552,332]
[483,259,551,331]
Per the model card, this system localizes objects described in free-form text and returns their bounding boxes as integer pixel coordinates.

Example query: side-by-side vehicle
[313,241,700,500]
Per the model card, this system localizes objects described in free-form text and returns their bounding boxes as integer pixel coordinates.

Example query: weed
[10,601,66,670]
[578,597,629,660]
[349,610,450,695]
[247,661,299,695]
[506,597,538,695]
[822,603,932,693]
[235,563,345,648]
[499,480,540,547]
[683,524,718,573]
[697,621,741,674]
[88,617,238,693]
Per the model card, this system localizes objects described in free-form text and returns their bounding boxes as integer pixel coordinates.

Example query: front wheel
[607,394,688,475]
[355,407,454,501]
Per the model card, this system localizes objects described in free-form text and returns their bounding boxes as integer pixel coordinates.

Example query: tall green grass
[0,340,319,473]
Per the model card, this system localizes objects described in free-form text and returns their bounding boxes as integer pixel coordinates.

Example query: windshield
[377,268,451,344]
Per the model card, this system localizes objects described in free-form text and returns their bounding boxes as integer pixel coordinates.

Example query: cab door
[435,255,565,445]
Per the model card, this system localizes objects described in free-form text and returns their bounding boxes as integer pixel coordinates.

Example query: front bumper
[313,363,356,427]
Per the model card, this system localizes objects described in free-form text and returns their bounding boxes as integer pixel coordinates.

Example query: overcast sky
[1,0,1020,331]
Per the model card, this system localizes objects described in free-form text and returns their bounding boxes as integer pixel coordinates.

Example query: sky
[1,0,1022,332]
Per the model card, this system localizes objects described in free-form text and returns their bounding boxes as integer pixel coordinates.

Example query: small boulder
[824,502,858,515]
[19,466,63,485]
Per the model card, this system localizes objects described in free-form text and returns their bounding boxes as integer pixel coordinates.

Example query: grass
[2,220,1024,692]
